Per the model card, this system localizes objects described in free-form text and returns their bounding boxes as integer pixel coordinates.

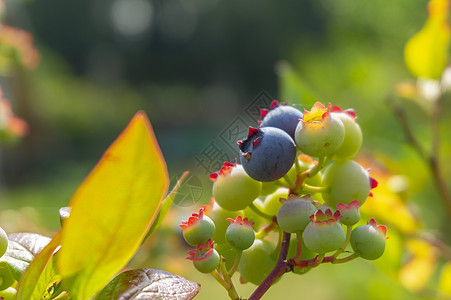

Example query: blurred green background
[1,0,451,298]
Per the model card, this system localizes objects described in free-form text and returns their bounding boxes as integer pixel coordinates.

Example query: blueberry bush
[0,0,450,299]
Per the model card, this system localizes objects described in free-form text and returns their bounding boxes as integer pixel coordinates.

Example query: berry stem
[210,269,229,290]
[219,259,240,300]
[283,174,296,190]
[248,232,292,300]
[311,253,325,268]
[331,252,358,264]
[305,156,325,178]
[292,231,303,262]
[295,156,302,174]
[249,203,273,221]
[332,225,353,258]
[302,183,329,194]
[272,229,284,259]
[228,250,242,277]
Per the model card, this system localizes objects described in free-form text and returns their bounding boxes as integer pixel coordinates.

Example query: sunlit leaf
[405,0,450,79]
[57,111,169,299]
[399,238,438,292]
[16,231,62,300]
[439,261,451,296]
[0,233,51,283]
[8,233,51,256]
[95,268,200,300]
[144,171,190,241]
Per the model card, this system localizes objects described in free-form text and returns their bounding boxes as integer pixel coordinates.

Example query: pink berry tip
[209,160,237,182]
[270,100,280,110]
[336,200,360,212]
[186,239,215,261]
[368,218,388,238]
[237,126,262,151]
[226,215,255,228]
[331,105,357,119]
[179,206,207,230]
[310,208,342,224]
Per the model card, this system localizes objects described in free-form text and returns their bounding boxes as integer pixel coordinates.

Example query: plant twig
[388,95,451,218]
[228,250,242,277]
[248,232,291,300]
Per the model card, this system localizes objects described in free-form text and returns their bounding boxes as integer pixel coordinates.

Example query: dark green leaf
[96,268,200,300]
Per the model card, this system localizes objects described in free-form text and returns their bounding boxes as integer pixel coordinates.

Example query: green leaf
[57,111,169,299]
[95,268,200,300]
[16,231,62,300]
[144,171,190,241]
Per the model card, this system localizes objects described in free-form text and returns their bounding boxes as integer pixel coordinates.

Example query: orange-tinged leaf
[404,0,450,79]
[57,111,169,299]
[439,261,451,296]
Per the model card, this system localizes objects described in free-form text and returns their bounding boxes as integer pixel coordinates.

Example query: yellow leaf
[439,261,451,296]
[399,238,439,292]
[404,0,450,79]
[57,111,169,299]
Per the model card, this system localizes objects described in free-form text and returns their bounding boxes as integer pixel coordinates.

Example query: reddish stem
[248,232,291,300]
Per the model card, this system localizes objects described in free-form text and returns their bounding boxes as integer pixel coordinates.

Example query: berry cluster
[180,101,387,298]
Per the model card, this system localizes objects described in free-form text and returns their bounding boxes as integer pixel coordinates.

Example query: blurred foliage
[0,0,450,299]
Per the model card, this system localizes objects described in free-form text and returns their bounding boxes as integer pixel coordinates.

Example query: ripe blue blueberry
[238,127,296,182]
[260,100,303,139]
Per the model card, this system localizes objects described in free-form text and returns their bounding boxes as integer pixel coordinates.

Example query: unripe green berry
[295,102,345,157]
[238,239,277,285]
[205,199,240,244]
[261,187,289,216]
[331,108,362,160]
[211,162,261,211]
[0,227,8,258]
[187,239,220,273]
[0,261,15,291]
[322,160,370,207]
[277,195,317,233]
[336,200,360,226]
[225,216,255,250]
[180,207,215,246]
[303,209,346,254]
[260,181,278,196]
[351,218,387,260]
